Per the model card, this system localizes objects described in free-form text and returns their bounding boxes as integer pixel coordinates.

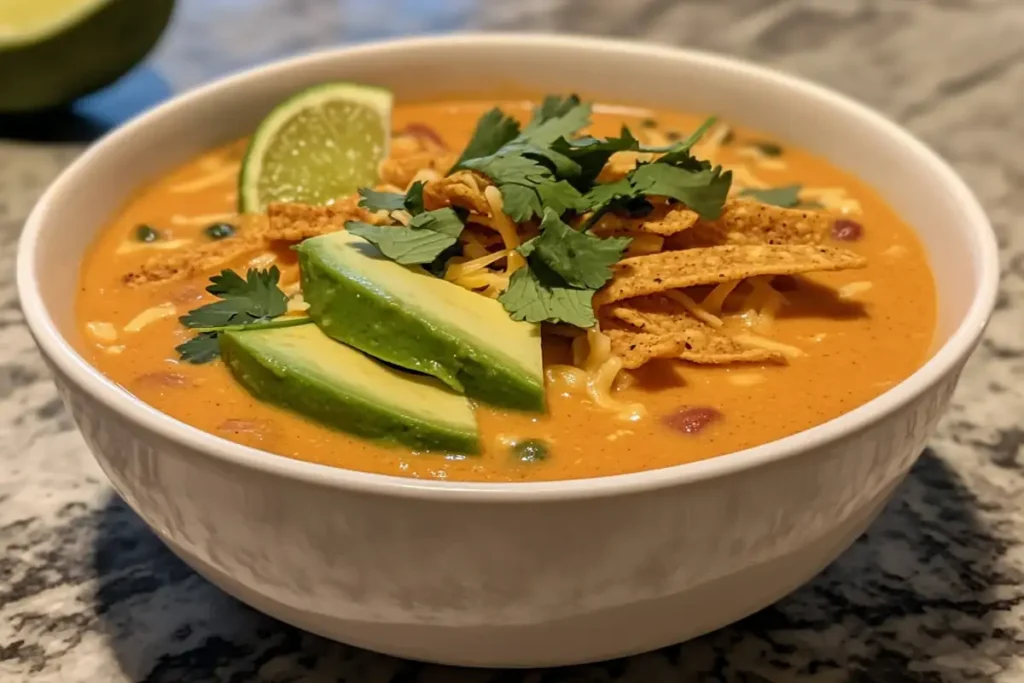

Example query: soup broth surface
[75,98,937,482]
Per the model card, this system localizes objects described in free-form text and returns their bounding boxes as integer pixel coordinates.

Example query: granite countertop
[2,1,1022,681]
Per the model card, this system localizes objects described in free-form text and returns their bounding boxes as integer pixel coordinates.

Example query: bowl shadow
[91,449,1006,682]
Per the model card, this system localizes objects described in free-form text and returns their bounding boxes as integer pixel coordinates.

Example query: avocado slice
[296,231,545,412]
[220,323,479,453]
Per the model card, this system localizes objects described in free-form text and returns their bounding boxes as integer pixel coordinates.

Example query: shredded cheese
[728,372,766,387]
[116,238,193,255]
[838,281,873,300]
[664,290,723,329]
[86,321,118,343]
[703,280,739,314]
[123,303,177,333]
[482,186,526,274]
[170,212,236,227]
[444,249,510,283]
[733,333,805,359]
[168,164,237,193]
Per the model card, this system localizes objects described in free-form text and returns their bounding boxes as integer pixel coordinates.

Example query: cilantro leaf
[521,95,592,145]
[451,107,521,169]
[628,163,733,219]
[531,209,631,289]
[553,126,642,188]
[358,182,426,216]
[181,267,288,329]
[404,181,426,215]
[176,267,297,364]
[740,184,802,208]
[460,154,586,222]
[358,188,406,212]
[345,207,464,265]
[176,332,220,364]
[498,261,597,328]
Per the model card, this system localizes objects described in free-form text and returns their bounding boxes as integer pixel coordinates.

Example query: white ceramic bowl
[17,34,998,667]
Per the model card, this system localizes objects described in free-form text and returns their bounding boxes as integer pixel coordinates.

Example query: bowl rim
[17,32,999,502]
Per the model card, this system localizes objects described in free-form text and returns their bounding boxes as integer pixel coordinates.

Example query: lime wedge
[239,83,392,213]
[0,0,174,112]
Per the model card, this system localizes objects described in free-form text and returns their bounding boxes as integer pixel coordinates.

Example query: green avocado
[296,231,546,412]
[0,0,175,112]
[220,323,479,454]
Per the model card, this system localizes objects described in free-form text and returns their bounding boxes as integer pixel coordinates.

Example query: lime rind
[238,82,393,213]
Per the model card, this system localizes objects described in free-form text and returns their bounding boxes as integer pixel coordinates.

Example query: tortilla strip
[595,244,866,306]
[266,192,399,242]
[123,216,270,286]
[591,204,700,237]
[666,198,836,249]
[422,170,492,215]
[602,296,784,368]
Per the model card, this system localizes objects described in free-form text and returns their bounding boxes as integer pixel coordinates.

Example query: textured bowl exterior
[50,356,963,665]
[18,35,997,666]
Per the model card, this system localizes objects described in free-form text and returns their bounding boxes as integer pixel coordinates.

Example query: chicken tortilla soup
[75,87,936,482]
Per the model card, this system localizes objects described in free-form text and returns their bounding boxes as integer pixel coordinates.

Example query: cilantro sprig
[346,95,732,328]
[348,180,465,266]
[497,209,631,327]
[176,267,307,363]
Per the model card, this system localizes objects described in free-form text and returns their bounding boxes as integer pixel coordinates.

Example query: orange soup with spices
[74,91,936,482]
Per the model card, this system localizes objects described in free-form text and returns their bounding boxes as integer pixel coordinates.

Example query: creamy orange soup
[75,97,936,482]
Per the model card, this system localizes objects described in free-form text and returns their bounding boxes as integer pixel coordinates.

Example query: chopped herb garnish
[346,207,464,265]
[752,141,783,157]
[720,130,735,146]
[175,332,220,364]
[357,187,406,212]
[496,209,628,327]
[204,222,236,240]
[665,131,682,141]
[640,118,658,128]
[530,209,631,289]
[176,266,293,363]
[350,97,731,329]
[512,439,549,462]
[740,185,802,208]
[450,107,522,170]
[135,224,160,242]
[498,260,597,328]
[181,267,288,329]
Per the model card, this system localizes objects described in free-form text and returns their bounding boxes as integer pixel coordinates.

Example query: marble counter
[1,1,1022,681]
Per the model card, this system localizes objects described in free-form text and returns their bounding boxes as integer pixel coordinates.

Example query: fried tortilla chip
[124,216,270,286]
[592,204,700,237]
[378,141,458,189]
[595,244,866,306]
[665,198,836,249]
[422,170,492,215]
[602,295,784,368]
[264,196,387,242]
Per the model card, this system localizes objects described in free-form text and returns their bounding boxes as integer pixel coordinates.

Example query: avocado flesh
[296,231,545,412]
[220,323,479,454]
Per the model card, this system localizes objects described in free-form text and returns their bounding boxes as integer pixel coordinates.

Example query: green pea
[204,222,236,240]
[512,439,549,462]
[134,224,160,242]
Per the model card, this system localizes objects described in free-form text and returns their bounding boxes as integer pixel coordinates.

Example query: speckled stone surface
[2,1,1022,681]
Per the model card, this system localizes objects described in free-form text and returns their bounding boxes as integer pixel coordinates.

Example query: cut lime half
[239,83,393,213]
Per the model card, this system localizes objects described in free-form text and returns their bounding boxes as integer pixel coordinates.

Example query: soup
[74,93,936,482]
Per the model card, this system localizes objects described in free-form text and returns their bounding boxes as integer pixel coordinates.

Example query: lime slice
[239,83,393,213]
[0,0,174,112]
